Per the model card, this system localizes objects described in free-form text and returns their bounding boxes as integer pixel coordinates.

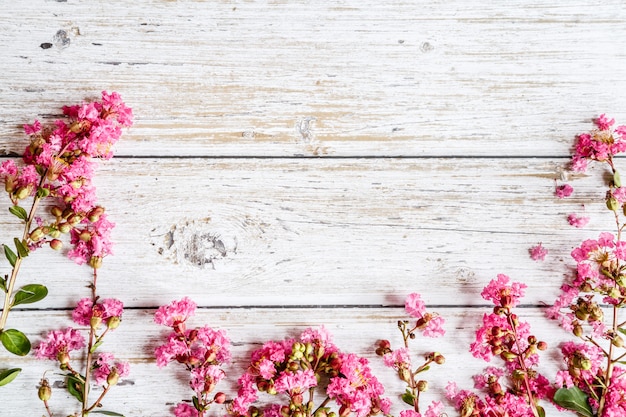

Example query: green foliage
[0,329,31,356]
[12,284,48,307]
[553,386,593,417]
[0,368,21,386]
[8,206,27,221]
[66,374,85,403]
[3,245,17,268]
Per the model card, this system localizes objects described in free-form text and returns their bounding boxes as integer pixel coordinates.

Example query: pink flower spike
[555,183,573,198]
[154,297,197,328]
[529,242,548,261]
[595,114,615,130]
[24,120,42,135]
[567,213,590,228]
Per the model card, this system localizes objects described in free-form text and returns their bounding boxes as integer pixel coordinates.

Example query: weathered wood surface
[2,0,626,416]
[0,158,615,309]
[1,1,626,157]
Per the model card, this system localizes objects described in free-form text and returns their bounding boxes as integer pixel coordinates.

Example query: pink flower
[35,327,85,360]
[274,369,317,394]
[595,114,615,130]
[189,365,225,394]
[382,347,411,369]
[173,403,198,417]
[24,119,42,135]
[72,297,123,327]
[480,274,526,308]
[405,293,426,318]
[529,242,548,261]
[92,352,130,385]
[568,213,590,228]
[154,297,197,327]
[555,184,573,198]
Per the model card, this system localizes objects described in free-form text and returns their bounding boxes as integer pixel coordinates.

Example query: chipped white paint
[1,0,626,415]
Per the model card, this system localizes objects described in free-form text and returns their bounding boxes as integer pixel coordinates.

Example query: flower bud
[612,335,625,348]
[416,380,428,392]
[398,367,411,383]
[15,186,30,200]
[500,351,517,362]
[537,341,548,351]
[79,230,92,242]
[214,392,226,404]
[51,206,63,218]
[90,315,103,330]
[57,351,70,366]
[30,227,45,242]
[573,324,583,337]
[434,353,446,364]
[58,222,72,234]
[38,382,52,402]
[50,239,63,251]
[89,256,103,269]
[607,197,619,212]
[107,368,119,386]
[88,206,105,222]
[107,316,121,330]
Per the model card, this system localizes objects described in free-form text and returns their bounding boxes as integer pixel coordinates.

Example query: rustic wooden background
[2,1,626,416]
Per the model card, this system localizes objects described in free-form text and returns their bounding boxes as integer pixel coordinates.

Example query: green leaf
[66,374,85,403]
[0,329,31,356]
[0,368,21,386]
[553,386,593,417]
[13,238,28,258]
[36,187,50,199]
[618,327,626,336]
[193,395,201,411]
[90,339,104,353]
[91,411,125,416]
[401,389,416,407]
[415,365,430,374]
[615,170,622,188]
[536,404,545,417]
[8,206,27,221]
[0,276,6,293]
[3,245,17,268]
[12,284,48,307]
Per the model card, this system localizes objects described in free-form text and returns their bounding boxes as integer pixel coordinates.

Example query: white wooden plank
[0,307,575,416]
[1,1,625,156]
[0,157,616,308]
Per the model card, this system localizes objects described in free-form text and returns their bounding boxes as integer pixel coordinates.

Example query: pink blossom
[405,293,426,318]
[529,242,548,261]
[555,183,573,198]
[480,274,526,307]
[173,403,198,417]
[189,365,225,394]
[274,369,317,394]
[231,372,257,414]
[595,114,615,130]
[23,119,42,135]
[92,352,130,385]
[422,315,445,338]
[35,327,85,360]
[382,347,411,369]
[72,297,123,326]
[567,213,589,228]
[154,297,197,327]
[327,353,389,417]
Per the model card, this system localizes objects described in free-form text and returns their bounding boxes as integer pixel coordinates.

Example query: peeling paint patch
[53,30,71,48]
[154,219,238,270]
[295,117,330,155]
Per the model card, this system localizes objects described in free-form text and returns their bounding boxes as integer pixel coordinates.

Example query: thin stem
[84,384,111,413]
[597,305,618,417]
[508,313,540,417]
[81,267,99,416]
[0,193,43,331]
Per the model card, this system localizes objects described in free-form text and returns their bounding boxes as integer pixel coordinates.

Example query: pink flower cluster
[404,293,445,337]
[455,275,553,416]
[0,91,133,267]
[35,297,128,387]
[154,298,231,417]
[571,114,626,172]
[229,325,390,417]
